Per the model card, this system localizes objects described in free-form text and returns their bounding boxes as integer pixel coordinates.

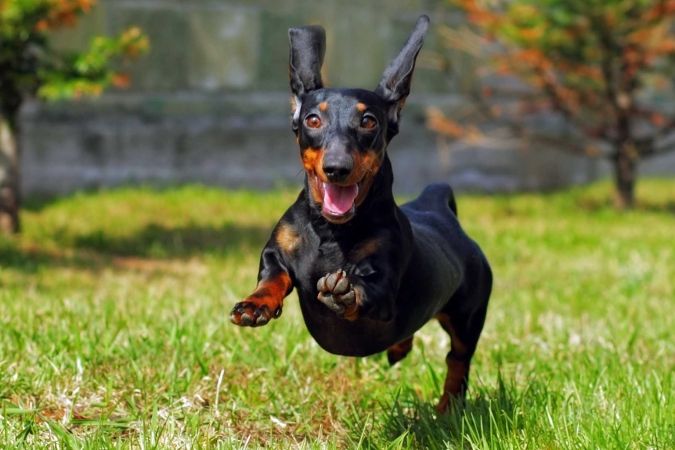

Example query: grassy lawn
[1,180,674,448]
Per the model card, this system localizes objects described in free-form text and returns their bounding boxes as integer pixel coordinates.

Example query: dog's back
[390,183,491,336]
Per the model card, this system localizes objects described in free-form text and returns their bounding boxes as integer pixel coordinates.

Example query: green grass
[1,180,674,448]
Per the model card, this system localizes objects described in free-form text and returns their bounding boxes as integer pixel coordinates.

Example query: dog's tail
[411,182,459,218]
[447,186,458,218]
[448,186,459,218]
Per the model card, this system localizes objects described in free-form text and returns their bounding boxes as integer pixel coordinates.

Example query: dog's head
[288,16,429,224]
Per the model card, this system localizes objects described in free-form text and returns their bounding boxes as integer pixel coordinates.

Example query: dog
[229,15,492,413]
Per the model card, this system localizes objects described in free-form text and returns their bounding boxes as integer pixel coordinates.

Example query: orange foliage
[645,0,675,21]
[520,27,544,41]
[37,0,97,31]
[456,0,502,28]
[119,27,149,57]
[112,73,131,88]
[512,49,552,71]
[35,19,49,32]
[654,39,675,54]
[427,107,466,139]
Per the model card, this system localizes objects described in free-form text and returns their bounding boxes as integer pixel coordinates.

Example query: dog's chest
[289,236,361,295]
[299,238,348,276]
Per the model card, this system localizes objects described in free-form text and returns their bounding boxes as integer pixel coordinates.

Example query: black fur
[230,15,492,412]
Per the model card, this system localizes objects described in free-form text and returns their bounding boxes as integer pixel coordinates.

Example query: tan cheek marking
[302,148,321,172]
[301,148,326,204]
[350,237,381,262]
[290,96,297,112]
[353,150,381,206]
[347,150,378,183]
[276,223,302,255]
[357,103,366,112]
[319,101,328,112]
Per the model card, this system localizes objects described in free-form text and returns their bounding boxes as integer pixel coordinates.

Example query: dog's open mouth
[316,176,360,222]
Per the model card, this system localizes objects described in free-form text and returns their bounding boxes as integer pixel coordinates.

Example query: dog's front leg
[317,243,403,322]
[317,270,398,322]
[230,247,293,327]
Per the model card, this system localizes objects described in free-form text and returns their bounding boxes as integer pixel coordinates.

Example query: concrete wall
[20,0,673,197]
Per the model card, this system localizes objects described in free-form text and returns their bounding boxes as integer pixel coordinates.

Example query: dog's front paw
[317,270,359,320]
[230,300,282,327]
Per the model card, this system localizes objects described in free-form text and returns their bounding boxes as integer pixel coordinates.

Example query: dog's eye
[360,116,377,130]
[305,115,322,129]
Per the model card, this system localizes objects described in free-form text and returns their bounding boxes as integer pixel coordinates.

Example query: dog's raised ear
[375,15,429,134]
[288,25,326,123]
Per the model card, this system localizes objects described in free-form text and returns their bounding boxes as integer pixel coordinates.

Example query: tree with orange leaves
[0,0,148,234]
[431,0,675,209]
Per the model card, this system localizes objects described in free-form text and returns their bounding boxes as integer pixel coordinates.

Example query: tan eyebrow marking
[319,102,328,111]
[357,103,366,112]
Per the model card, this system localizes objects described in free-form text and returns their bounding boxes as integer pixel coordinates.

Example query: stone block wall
[22,0,671,197]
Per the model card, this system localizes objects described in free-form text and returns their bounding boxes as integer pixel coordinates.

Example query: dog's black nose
[323,155,353,183]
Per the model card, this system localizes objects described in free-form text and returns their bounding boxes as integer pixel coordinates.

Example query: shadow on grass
[0,223,272,274]
[349,382,520,449]
[0,242,101,274]
[637,202,675,214]
[21,196,61,213]
[68,223,272,258]
[577,198,675,214]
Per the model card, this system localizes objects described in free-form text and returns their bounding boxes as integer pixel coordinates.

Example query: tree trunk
[0,109,21,234]
[613,142,637,210]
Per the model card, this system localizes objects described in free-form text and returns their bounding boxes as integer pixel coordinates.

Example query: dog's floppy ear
[375,15,429,133]
[288,25,326,123]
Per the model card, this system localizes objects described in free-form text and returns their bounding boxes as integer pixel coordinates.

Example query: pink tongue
[323,184,358,215]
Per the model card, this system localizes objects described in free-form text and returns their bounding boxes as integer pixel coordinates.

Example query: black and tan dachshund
[229,15,492,413]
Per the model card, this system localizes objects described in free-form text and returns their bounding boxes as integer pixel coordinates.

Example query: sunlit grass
[1,180,674,448]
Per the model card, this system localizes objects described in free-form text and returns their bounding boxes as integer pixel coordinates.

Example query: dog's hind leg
[435,265,491,413]
[435,311,475,413]
[386,335,414,365]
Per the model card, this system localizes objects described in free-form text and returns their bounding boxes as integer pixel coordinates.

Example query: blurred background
[2,2,675,446]
[19,0,674,201]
